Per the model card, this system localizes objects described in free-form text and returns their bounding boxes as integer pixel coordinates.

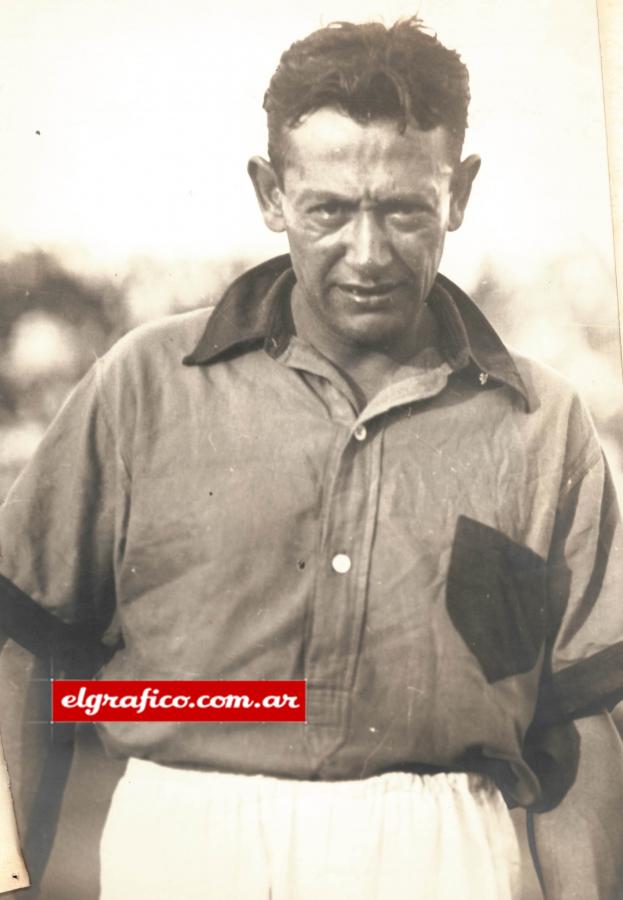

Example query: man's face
[250,107,478,356]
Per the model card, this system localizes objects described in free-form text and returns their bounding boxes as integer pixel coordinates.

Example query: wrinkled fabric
[99,761,521,900]
[0,256,622,810]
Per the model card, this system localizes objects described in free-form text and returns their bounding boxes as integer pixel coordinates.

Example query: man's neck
[291,286,439,405]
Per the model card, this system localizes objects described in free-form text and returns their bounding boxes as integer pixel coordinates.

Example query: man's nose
[344,211,393,273]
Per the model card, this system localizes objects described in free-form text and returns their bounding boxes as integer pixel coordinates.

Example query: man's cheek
[289,219,334,242]
[394,234,445,277]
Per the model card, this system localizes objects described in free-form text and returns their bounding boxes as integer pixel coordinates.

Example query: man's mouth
[338,282,402,300]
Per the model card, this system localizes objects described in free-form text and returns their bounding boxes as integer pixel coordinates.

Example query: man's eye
[309,202,348,220]
[387,206,427,219]
[385,207,433,228]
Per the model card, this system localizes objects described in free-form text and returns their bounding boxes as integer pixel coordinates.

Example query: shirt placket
[276,340,454,771]
[304,411,384,764]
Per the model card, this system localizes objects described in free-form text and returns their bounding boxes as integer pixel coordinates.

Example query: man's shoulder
[100,306,214,375]
[508,349,585,413]
[505,349,602,467]
[436,274,588,418]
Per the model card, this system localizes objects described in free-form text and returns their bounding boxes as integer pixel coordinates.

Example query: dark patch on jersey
[447,515,547,682]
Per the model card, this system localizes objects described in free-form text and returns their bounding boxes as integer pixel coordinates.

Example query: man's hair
[263,17,471,180]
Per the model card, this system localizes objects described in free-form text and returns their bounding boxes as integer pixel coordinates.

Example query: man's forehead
[281,107,455,185]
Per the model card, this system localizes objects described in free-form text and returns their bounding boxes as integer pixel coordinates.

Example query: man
[1,16,623,900]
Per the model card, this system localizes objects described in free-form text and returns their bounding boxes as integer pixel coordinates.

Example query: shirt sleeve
[0,361,127,675]
[537,435,623,725]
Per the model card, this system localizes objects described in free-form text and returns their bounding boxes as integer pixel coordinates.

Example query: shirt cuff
[535,643,623,725]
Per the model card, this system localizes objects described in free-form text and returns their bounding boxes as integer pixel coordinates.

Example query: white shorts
[100,760,521,900]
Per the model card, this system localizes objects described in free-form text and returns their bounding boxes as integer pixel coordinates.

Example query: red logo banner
[52,679,306,722]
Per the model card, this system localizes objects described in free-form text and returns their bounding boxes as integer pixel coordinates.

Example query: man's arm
[0,357,125,893]
[531,711,623,899]
[526,393,623,898]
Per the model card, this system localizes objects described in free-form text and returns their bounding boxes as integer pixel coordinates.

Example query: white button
[353,424,367,441]
[331,553,351,574]
[478,371,489,386]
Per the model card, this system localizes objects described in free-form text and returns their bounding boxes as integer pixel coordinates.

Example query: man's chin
[334,316,413,353]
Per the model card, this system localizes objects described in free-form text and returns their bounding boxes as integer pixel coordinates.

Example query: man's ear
[448,154,481,232]
[247,156,286,233]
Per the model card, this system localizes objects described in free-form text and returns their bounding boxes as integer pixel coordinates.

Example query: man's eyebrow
[296,190,356,205]
[296,189,439,206]
[378,192,438,208]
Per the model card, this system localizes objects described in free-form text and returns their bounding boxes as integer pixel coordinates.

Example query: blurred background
[0,0,621,496]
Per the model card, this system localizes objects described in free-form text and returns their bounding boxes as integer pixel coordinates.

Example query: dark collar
[184,254,532,411]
